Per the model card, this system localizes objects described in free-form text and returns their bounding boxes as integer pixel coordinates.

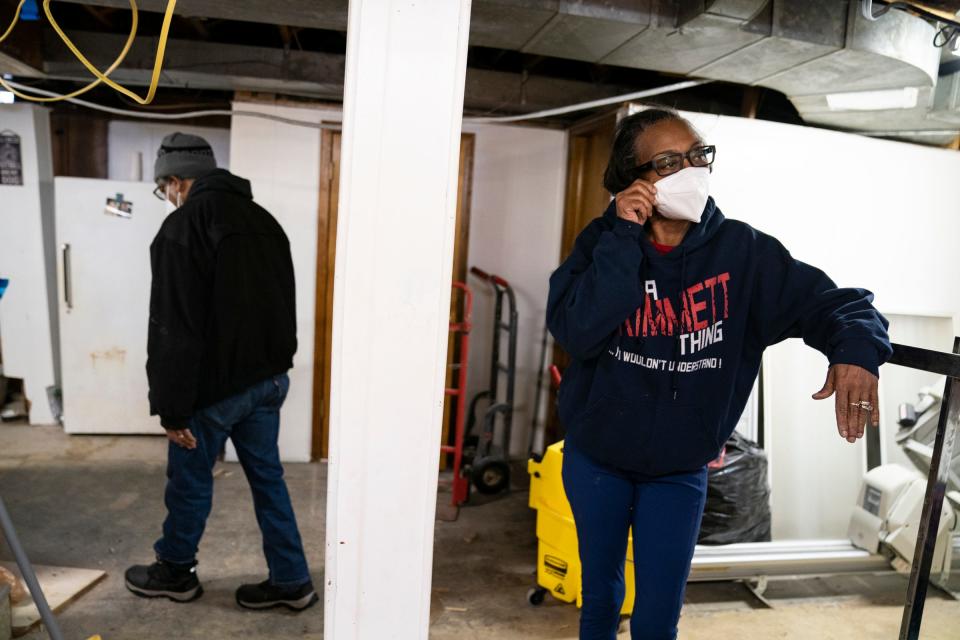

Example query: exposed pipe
[3,79,340,130]
[463,79,712,124]
[5,78,711,128]
[861,0,893,21]
[859,128,960,136]
[866,0,960,29]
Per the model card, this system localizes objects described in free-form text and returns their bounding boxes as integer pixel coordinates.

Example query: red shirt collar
[651,240,676,255]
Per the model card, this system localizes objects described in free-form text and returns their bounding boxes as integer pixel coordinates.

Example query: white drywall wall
[108,121,230,182]
[0,104,58,424]
[461,123,567,458]
[228,102,340,462]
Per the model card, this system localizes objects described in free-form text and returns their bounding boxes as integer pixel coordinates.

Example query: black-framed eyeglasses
[632,145,716,178]
[153,176,179,201]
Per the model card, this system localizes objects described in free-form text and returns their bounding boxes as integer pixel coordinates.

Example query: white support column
[324,2,472,639]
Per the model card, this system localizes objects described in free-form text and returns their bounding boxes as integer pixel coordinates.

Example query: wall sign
[0,130,23,186]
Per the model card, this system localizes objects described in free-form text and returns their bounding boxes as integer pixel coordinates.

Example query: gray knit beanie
[154,132,217,182]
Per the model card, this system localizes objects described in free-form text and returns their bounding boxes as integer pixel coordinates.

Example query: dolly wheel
[527,587,547,606]
[472,459,510,495]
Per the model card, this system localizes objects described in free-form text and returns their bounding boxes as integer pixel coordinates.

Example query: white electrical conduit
[11,78,938,140]
[463,79,711,123]
[4,78,710,129]
[3,79,342,129]
[859,128,960,137]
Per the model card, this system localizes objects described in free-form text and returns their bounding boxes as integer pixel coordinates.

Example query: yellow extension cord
[0,0,177,104]
[0,0,136,102]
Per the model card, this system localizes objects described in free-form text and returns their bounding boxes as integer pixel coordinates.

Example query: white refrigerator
[56,177,165,434]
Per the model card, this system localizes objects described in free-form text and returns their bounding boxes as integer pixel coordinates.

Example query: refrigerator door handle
[62,243,72,311]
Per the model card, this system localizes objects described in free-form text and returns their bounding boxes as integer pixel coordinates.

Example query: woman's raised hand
[615,179,657,225]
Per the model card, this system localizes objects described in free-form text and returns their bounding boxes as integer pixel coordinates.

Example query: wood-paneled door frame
[311,132,476,460]
[547,109,621,443]
[312,128,341,460]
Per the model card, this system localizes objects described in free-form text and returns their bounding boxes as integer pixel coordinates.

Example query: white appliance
[56,178,166,434]
[686,381,960,599]
[848,465,957,578]
[848,382,959,585]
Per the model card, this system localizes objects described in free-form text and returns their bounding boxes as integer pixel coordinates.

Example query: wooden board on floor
[0,562,105,636]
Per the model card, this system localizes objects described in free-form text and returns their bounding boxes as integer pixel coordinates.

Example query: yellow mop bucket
[527,441,634,614]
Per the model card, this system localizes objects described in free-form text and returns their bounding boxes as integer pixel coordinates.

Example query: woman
[546,108,891,640]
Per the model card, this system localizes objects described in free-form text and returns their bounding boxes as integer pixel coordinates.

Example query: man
[125,133,317,612]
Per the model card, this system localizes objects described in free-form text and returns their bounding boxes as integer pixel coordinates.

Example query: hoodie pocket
[574,395,719,475]
[642,402,719,475]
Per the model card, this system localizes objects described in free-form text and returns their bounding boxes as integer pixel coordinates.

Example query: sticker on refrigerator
[0,130,23,185]
[105,193,133,219]
[0,278,8,300]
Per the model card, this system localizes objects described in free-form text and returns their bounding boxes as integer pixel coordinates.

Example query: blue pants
[562,443,707,640]
[154,374,311,587]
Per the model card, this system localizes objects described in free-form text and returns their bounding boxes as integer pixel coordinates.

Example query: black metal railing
[887,339,960,640]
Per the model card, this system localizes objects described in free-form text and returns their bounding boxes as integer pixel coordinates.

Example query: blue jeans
[154,373,311,586]
[562,443,707,640]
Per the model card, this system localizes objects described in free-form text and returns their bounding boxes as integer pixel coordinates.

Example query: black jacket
[147,169,297,429]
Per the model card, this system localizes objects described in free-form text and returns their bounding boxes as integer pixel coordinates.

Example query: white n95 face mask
[164,185,182,215]
[654,166,710,223]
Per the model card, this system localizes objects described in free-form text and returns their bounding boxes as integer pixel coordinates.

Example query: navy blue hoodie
[547,198,892,476]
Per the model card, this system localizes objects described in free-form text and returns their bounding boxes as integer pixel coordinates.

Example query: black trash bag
[697,431,771,545]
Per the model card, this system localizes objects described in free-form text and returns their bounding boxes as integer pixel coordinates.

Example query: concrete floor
[1,424,958,639]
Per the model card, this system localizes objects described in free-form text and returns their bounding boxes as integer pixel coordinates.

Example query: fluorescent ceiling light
[0,91,14,104]
[826,87,919,111]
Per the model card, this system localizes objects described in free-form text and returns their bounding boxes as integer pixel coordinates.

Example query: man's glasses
[153,183,167,201]
[632,145,716,178]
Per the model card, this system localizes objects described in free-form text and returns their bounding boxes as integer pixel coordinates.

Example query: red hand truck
[440,281,473,509]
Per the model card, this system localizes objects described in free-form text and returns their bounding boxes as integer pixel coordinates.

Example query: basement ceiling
[3,1,959,144]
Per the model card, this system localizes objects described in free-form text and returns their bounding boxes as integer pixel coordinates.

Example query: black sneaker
[236,579,318,611]
[125,560,203,602]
